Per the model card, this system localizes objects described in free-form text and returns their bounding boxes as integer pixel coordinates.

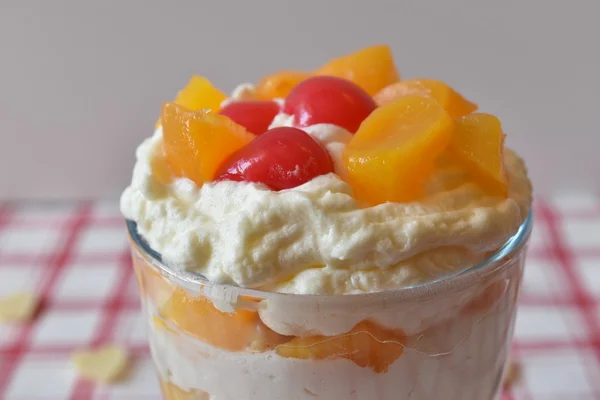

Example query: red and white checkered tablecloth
[0,198,598,400]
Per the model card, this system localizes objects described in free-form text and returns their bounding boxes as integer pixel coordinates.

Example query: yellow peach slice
[161,103,255,186]
[161,288,289,352]
[276,321,405,373]
[375,79,477,119]
[156,76,227,128]
[316,45,400,96]
[343,95,454,204]
[256,70,311,99]
[449,113,508,196]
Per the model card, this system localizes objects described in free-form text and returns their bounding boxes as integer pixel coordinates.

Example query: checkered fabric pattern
[0,198,598,400]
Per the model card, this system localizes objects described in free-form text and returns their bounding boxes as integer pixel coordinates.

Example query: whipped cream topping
[121,85,532,295]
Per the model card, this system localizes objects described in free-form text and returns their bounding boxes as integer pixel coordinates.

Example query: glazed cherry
[215,127,334,190]
[283,76,377,133]
[219,100,280,135]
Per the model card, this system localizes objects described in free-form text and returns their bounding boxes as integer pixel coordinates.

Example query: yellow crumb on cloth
[504,361,522,388]
[0,292,39,322]
[71,345,129,383]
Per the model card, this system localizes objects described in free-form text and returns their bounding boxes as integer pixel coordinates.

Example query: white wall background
[0,0,597,199]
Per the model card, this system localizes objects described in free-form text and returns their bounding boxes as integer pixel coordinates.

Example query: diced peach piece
[375,79,478,119]
[150,149,173,185]
[152,315,176,334]
[449,113,509,196]
[255,70,311,99]
[132,252,174,308]
[142,268,174,308]
[315,45,400,96]
[461,280,507,316]
[276,321,405,373]
[250,321,293,352]
[156,76,228,128]
[162,288,257,351]
[343,95,454,204]
[160,380,208,400]
[161,103,255,185]
[161,288,289,352]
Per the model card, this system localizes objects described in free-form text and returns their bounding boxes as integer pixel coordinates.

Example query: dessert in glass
[121,45,533,400]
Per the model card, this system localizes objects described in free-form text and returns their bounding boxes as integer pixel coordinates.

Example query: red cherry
[283,76,377,133]
[219,101,280,135]
[215,127,334,190]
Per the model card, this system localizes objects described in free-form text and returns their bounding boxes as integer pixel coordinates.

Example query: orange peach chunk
[132,251,175,308]
[375,79,477,119]
[315,45,400,96]
[156,76,227,128]
[461,280,507,316]
[276,321,405,373]
[150,149,174,185]
[160,380,207,400]
[162,288,258,351]
[256,70,311,99]
[162,288,289,352]
[161,103,255,186]
[449,113,509,196]
[142,267,174,308]
[343,95,454,204]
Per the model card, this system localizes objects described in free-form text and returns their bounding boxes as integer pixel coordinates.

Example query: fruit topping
[156,76,227,128]
[283,76,376,133]
[276,320,406,373]
[153,46,508,200]
[374,79,477,119]
[219,100,280,135]
[150,149,174,185]
[315,45,400,96]
[343,95,454,204]
[256,70,312,99]
[161,103,255,186]
[215,127,334,190]
[449,113,508,196]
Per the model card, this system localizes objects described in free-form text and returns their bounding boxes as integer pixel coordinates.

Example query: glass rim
[127,210,533,301]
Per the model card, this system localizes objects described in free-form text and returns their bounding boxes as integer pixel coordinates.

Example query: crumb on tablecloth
[504,361,522,388]
[71,345,130,383]
[0,292,40,323]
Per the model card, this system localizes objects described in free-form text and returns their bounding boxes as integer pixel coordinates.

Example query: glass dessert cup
[127,213,532,400]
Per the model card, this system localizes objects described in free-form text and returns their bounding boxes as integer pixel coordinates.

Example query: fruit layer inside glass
[128,214,531,400]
